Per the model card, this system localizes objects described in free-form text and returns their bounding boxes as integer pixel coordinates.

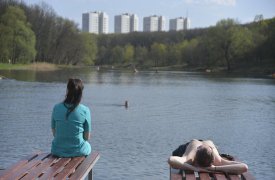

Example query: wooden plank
[170,167,182,180]
[194,171,199,179]
[0,152,101,180]
[199,173,211,180]
[69,152,100,180]
[185,172,196,180]
[228,174,241,180]
[53,156,85,179]
[0,152,41,179]
[170,173,182,180]
[20,154,56,180]
[5,153,48,180]
[39,157,71,180]
[213,173,227,180]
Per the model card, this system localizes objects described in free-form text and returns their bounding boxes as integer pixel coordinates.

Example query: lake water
[0,68,275,179]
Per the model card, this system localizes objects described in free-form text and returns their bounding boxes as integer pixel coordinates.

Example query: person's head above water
[194,144,214,167]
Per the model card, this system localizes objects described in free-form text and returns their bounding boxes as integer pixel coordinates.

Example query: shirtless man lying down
[168,139,248,174]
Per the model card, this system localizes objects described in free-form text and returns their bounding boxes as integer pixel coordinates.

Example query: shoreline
[95,64,275,77]
[0,63,274,78]
[0,62,60,71]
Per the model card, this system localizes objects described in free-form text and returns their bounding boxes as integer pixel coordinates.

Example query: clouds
[184,0,236,6]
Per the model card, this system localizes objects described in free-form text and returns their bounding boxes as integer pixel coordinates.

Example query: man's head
[194,144,214,167]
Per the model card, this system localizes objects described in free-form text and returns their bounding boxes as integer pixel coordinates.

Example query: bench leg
[88,169,93,180]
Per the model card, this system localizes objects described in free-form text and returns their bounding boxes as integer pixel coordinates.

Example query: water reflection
[1,68,274,85]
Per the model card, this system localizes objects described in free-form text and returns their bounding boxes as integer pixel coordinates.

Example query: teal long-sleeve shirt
[51,103,91,157]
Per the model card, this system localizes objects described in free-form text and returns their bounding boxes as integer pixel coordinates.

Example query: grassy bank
[1,62,273,77]
[0,62,60,71]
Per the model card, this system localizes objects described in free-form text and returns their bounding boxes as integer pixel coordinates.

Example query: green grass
[0,63,60,71]
[0,63,28,70]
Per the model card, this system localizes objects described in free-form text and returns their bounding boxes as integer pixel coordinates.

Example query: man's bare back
[168,139,248,174]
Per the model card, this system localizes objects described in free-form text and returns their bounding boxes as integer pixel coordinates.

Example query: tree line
[96,18,275,72]
[0,0,274,72]
[0,0,97,65]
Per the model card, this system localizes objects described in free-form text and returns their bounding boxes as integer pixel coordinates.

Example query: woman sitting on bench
[51,78,92,157]
[168,139,248,174]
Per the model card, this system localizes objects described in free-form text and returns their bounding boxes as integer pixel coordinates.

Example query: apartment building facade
[169,17,191,31]
[143,15,165,32]
[114,13,139,33]
[184,17,191,30]
[82,11,109,34]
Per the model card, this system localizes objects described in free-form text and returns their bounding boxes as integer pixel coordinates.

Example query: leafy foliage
[0,0,274,73]
[0,6,36,63]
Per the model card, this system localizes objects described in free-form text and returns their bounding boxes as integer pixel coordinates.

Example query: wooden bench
[0,151,100,180]
[170,156,255,180]
[170,168,255,180]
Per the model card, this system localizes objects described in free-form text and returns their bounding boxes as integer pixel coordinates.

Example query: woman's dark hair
[63,78,84,119]
[194,146,214,167]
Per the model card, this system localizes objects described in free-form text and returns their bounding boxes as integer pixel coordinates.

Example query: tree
[180,39,199,66]
[166,44,182,65]
[80,33,97,65]
[150,42,167,67]
[0,6,36,63]
[123,44,134,65]
[134,46,148,66]
[24,2,57,62]
[207,19,254,71]
[111,46,124,65]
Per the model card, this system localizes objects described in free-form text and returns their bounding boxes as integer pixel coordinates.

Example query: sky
[24,0,275,32]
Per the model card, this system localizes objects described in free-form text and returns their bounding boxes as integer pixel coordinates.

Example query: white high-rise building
[169,17,191,31]
[143,15,165,32]
[184,17,191,30]
[114,13,139,33]
[158,16,165,31]
[99,12,109,34]
[130,14,139,32]
[82,11,109,34]
[115,14,130,33]
[169,17,184,31]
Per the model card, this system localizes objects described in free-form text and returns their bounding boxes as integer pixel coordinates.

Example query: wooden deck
[0,151,100,180]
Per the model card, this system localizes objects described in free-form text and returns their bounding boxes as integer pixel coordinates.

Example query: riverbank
[95,64,275,77]
[0,63,60,71]
[1,63,274,78]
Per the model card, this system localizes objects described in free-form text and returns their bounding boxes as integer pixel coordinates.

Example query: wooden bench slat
[213,173,228,180]
[69,152,100,180]
[170,173,182,180]
[5,152,49,180]
[170,168,183,180]
[53,156,85,179]
[228,174,241,180]
[39,157,71,180]
[185,172,196,180]
[199,172,211,180]
[20,154,56,180]
[170,156,254,180]
[0,152,100,180]
[0,152,41,179]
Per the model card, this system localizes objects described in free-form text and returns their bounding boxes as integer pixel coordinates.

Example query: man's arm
[206,158,248,174]
[168,156,210,172]
[204,140,248,174]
